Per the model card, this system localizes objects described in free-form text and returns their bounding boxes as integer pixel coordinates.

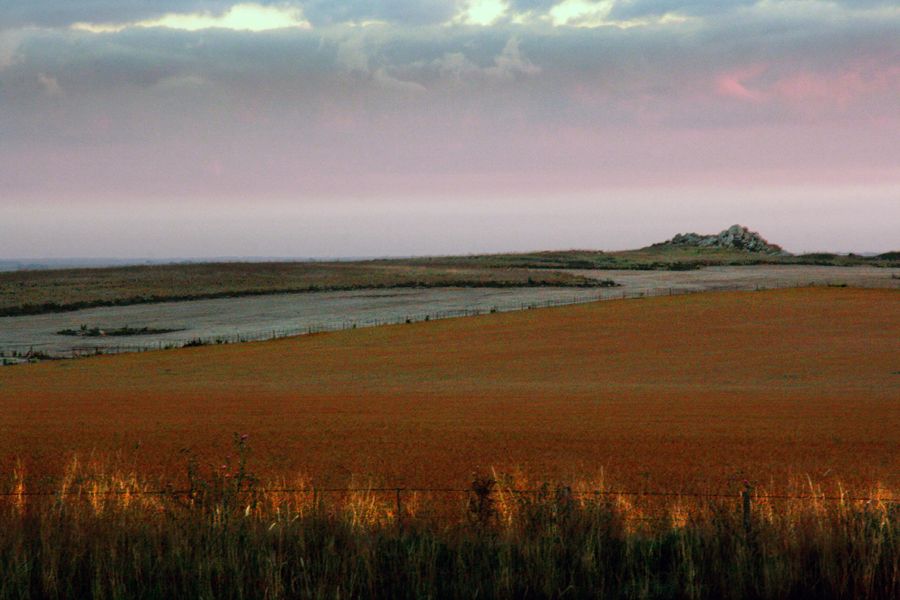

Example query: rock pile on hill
[662,225,788,255]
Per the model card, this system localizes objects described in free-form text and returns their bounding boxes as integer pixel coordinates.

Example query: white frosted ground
[1,265,896,358]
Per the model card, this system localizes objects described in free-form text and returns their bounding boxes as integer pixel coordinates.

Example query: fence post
[742,482,752,536]
[396,488,403,534]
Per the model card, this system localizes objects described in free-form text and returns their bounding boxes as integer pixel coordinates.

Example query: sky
[1,0,898,257]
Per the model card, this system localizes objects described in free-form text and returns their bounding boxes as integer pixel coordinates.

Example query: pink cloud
[770,62,900,115]
[715,64,767,102]
[714,58,900,121]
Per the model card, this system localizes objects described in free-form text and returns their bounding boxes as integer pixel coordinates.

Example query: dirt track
[1,265,896,357]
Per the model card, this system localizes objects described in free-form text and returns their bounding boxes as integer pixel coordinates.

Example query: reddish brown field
[1,287,897,494]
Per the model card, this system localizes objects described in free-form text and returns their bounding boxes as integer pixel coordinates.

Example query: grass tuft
[1,455,897,599]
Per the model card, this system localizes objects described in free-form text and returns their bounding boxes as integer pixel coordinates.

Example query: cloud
[373,67,428,93]
[301,1,461,26]
[1,2,241,29]
[484,37,540,79]
[37,72,62,95]
[2,4,896,109]
[335,36,371,72]
[544,0,689,28]
[456,0,510,26]
[508,0,560,10]
[716,64,766,102]
[1,1,461,30]
[0,1,898,201]
[607,0,756,20]
[0,29,26,69]
[407,36,541,84]
[5,1,900,32]
[713,59,900,122]
[70,3,311,33]
[609,1,900,20]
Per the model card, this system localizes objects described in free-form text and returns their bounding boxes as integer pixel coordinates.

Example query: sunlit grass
[2,456,896,598]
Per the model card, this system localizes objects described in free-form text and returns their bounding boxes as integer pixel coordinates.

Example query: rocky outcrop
[661,225,788,255]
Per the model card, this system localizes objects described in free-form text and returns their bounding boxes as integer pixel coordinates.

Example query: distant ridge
[0,256,377,273]
[655,225,789,255]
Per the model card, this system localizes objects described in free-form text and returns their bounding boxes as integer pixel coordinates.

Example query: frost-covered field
[1,265,895,357]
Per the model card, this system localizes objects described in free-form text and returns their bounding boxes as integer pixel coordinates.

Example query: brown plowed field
[1,288,897,494]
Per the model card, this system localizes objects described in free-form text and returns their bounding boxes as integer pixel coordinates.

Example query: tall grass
[1,455,897,599]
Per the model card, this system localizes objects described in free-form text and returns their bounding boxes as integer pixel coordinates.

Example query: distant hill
[0,257,374,273]
[402,226,898,271]
[653,225,788,255]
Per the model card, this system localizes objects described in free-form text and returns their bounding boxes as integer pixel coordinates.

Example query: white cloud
[334,34,426,92]
[429,38,540,82]
[373,67,428,93]
[0,30,26,70]
[433,51,481,80]
[549,0,612,26]
[456,0,510,26]
[546,0,688,28]
[72,3,311,33]
[485,37,540,79]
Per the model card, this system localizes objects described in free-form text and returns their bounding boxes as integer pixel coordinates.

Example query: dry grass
[0,261,596,316]
[1,287,897,495]
[1,456,897,599]
[407,245,900,270]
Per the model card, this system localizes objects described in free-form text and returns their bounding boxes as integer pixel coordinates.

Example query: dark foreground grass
[1,485,896,599]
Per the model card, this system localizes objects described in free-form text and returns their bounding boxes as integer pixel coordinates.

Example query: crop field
[1,287,898,496]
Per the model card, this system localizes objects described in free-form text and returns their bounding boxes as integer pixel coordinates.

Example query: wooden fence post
[396,488,403,534]
[742,483,752,536]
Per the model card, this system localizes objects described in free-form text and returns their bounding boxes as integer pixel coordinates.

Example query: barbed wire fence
[0,279,872,362]
[1,484,896,531]
[1,486,895,502]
